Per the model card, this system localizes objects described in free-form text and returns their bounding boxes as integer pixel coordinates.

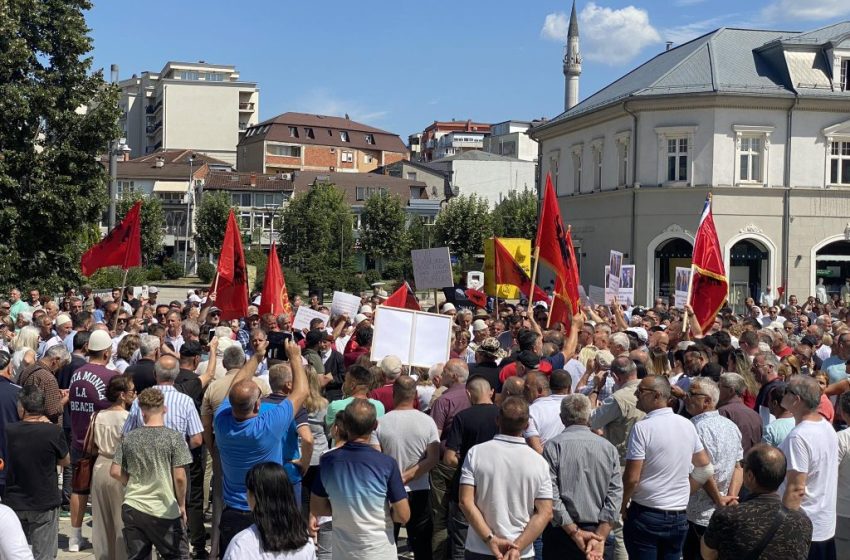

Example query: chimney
[123,151,131,162]
[249,172,257,187]
[666,41,674,51]
[155,157,165,168]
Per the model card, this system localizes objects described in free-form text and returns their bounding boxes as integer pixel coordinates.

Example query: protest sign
[675,267,692,309]
[371,306,452,367]
[330,291,361,320]
[411,247,454,289]
[605,265,634,305]
[292,306,328,331]
[608,251,623,300]
[483,238,532,299]
[588,285,606,307]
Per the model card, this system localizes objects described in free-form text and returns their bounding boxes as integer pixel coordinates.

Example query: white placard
[371,306,452,367]
[330,291,361,320]
[292,306,328,331]
[588,285,606,307]
[608,251,623,299]
[605,265,634,306]
[411,247,454,289]
[674,267,692,309]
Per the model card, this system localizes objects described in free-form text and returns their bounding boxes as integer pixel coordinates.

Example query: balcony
[146,120,162,135]
[238,122,248,131]
[239,102,255,111]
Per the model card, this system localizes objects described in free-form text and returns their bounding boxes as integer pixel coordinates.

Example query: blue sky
[85,0,848,140]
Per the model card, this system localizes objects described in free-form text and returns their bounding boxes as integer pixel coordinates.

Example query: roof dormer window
[841,58,849,92]
[340,131,350,142]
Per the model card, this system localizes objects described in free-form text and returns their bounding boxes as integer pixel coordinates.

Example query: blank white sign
[371,306,452,367]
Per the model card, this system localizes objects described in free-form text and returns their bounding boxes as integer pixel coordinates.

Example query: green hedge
[197,261,216,284]
[162,260,184,280]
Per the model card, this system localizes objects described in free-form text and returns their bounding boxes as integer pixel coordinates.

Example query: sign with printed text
[330,291,362,320]
[292,306,329,331]
[605,265,634,305]
[411,247,454,290]
[674,267,692,309]
[608,251,623,300]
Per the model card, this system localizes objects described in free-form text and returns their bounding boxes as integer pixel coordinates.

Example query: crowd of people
[0,282,848,560]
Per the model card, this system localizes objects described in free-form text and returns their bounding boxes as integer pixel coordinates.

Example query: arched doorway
[653,237,693,301]
[813,239,850,302]
[728,239,769,312]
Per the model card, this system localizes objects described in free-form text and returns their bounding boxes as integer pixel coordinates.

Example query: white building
[425,150,536,208]
[483,120,540,162]
[433,131,487,160]
[119,61,259,165]
[531,21,850,308]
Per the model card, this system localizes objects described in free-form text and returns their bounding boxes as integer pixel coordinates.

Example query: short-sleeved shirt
[214,397,294,511]
[718,397,763,454]
[325,396,385,432]
[460,435,553,558]
[69,363,119,450]
[837,428,850,519]
[763,417,795,447]
[114,425,192,519]
[312,442,407,560]
[369,384,419,413]
[703,494,812,559]
[3,421,68,511]
[201,372,271,420]
[687,411,743,526]
[376,409,439,492]
[445,403,499,502]
[123,385,203,441]
[626,407,704,511]
[0,377,21,487]
[430,383,470,453]
[524,394,569,445]
[259,395,308,486]
[778,418,839,541]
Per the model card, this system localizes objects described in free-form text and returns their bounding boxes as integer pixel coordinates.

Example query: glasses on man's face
[635,386,656,396]
[686,392,711,399]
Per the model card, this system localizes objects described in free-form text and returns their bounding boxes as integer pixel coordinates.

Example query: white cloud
[662,16,729,45]
[290,87,388,125]
[540,3,662,66]
[761,0,850,22]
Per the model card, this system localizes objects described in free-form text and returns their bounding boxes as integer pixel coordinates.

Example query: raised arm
[285,340,308,411]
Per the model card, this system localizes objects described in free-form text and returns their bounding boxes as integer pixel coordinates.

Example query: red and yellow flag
[688,195,728,332]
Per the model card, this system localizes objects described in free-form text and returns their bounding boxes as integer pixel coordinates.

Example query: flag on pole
[492,237,549,303]
[535,173,581,327]
[81,200,143,276]
[211,210,249,320]
[384,281,421,311]
[464,288,488,309]
[688,195,728,332]
[259,242,291,319]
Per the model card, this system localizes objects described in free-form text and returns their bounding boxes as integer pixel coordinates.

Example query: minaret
[563,0,581,111]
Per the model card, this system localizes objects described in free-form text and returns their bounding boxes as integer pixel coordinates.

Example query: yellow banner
[483,238,532,299]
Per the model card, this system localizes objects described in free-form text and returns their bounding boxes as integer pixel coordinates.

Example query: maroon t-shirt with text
[68,363,118,451]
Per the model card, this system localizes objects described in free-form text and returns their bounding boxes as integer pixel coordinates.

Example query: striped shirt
[123,385,203,441]
[543,424,623,527]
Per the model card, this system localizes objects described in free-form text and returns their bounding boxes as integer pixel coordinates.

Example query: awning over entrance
[154,181,191,193]
[816,255,850,262]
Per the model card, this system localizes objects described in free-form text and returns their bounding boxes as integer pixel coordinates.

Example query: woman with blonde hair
[719,347,760,408]
[646,347,671,377]
[113,334,140,373]
[778,355,802,380]
[301,365,329,514]
[10,325,39,381]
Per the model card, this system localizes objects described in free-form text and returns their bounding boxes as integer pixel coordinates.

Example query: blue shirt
[259,396,308,486]
[822,355,847,384]
[0,377,21,485]
[313,442,407,557]
[214,397,294,510]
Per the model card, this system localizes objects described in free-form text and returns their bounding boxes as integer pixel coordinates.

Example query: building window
[355,186,388,201]
[340,131,350,142]
[406,172,417,181]
[590,140,603,191]
[739,137,763,183]
[267,145,301,157]
[572,150,582,193]
[667,138,688,182]
[231,193,252,207]
[364,154,374,163]
[118,180,136,195]
[841,59,850,92]
[830,140,850,185]
[341,151,353,163]
[288,127,298,138]
[365,134,375,145]
[180,71,199,81]
[205,72,224,82]
[305,127,315,139]
[548,150,561,193]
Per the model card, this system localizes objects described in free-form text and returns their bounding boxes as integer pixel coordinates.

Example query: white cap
[441,303,456,313]
[88,330,112,352]
[148,286,159,294]
[354,313,368,325]
[187,294,202,303]
[472,319,488,332]
[360,304,373,314]
[626,327,648,343]
[55,313,72,326]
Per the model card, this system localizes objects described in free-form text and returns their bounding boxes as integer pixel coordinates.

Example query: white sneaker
[68,536,89,552]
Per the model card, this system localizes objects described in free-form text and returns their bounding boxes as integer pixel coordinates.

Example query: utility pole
[107,64,120,230]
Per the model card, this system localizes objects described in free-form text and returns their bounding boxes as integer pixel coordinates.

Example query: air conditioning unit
[276,172,292,180]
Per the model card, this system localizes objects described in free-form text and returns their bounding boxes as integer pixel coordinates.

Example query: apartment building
[418,120,491,162]
[119,61,259,165]
[483,120,540,162]
[236,112,407,174]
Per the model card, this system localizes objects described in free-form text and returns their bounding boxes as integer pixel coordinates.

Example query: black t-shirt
[468,362,500,393]
[126,359,157,394]
[175,368,205,411]
[755,378,784,412]
[3,421,68,510]
[445,403,499,502]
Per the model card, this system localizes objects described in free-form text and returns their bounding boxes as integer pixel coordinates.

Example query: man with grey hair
[779,375,839,558]
[591,356,644,466]
[127,333,160,393]
[543,394,622,560]
[123,355,203,449]
[609,333,630,357]
[718,372,762,454]
[753,350,783,427]
[682,377,743,559]
[18,343,70,425]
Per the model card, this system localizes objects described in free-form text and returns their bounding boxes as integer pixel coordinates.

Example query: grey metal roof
[429,150,524,163]
[538,23,850,130]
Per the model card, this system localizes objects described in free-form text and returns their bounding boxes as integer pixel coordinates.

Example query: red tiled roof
[204,171,294,192]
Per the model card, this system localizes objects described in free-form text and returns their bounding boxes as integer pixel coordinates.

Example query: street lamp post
[183,154,196,273]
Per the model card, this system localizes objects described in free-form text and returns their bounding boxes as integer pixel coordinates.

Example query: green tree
[406,214,436,251]
[116,192,164,265]
[0,0,121,292]
[359,192,409,271]
[279,183,355,293]
[493,188,538,240]
[194,191,234,257]
[433,194,493,260]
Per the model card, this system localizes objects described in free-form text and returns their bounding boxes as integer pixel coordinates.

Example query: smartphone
[266,332,293,361]
[209,329,216,341]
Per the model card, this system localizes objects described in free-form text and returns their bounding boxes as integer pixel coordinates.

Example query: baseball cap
[88,330,112,352]
[472,319,488,332]
[379,355,403,377]
[148,286,159,294]
[208,306,221,314]
[474,308,490,319]
[477,337,504,358]
[55,313,72,326]
[595,349,615,369]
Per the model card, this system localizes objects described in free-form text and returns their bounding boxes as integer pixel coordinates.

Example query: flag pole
[212,271,220,295]
[529,245,541,304]
[114,266,130,334]
[682,264,696,337]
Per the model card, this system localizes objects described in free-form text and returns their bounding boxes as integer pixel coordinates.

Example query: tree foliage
[493,188,538,240]
[0,0,121,292]
[194,191,234,257]
[278,183,355,292]
[117,192,164,265]
[434,194,493,260]
[359,192,409,270]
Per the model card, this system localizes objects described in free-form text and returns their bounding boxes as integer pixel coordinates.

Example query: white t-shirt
[0,504,33,560]
[460,435,553,558]
[626,407,704,510]
[223,526,316,560]
[524,394,569,445]
[839,428,850,519]
[375,409,439,492]
[779,418,839,541]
